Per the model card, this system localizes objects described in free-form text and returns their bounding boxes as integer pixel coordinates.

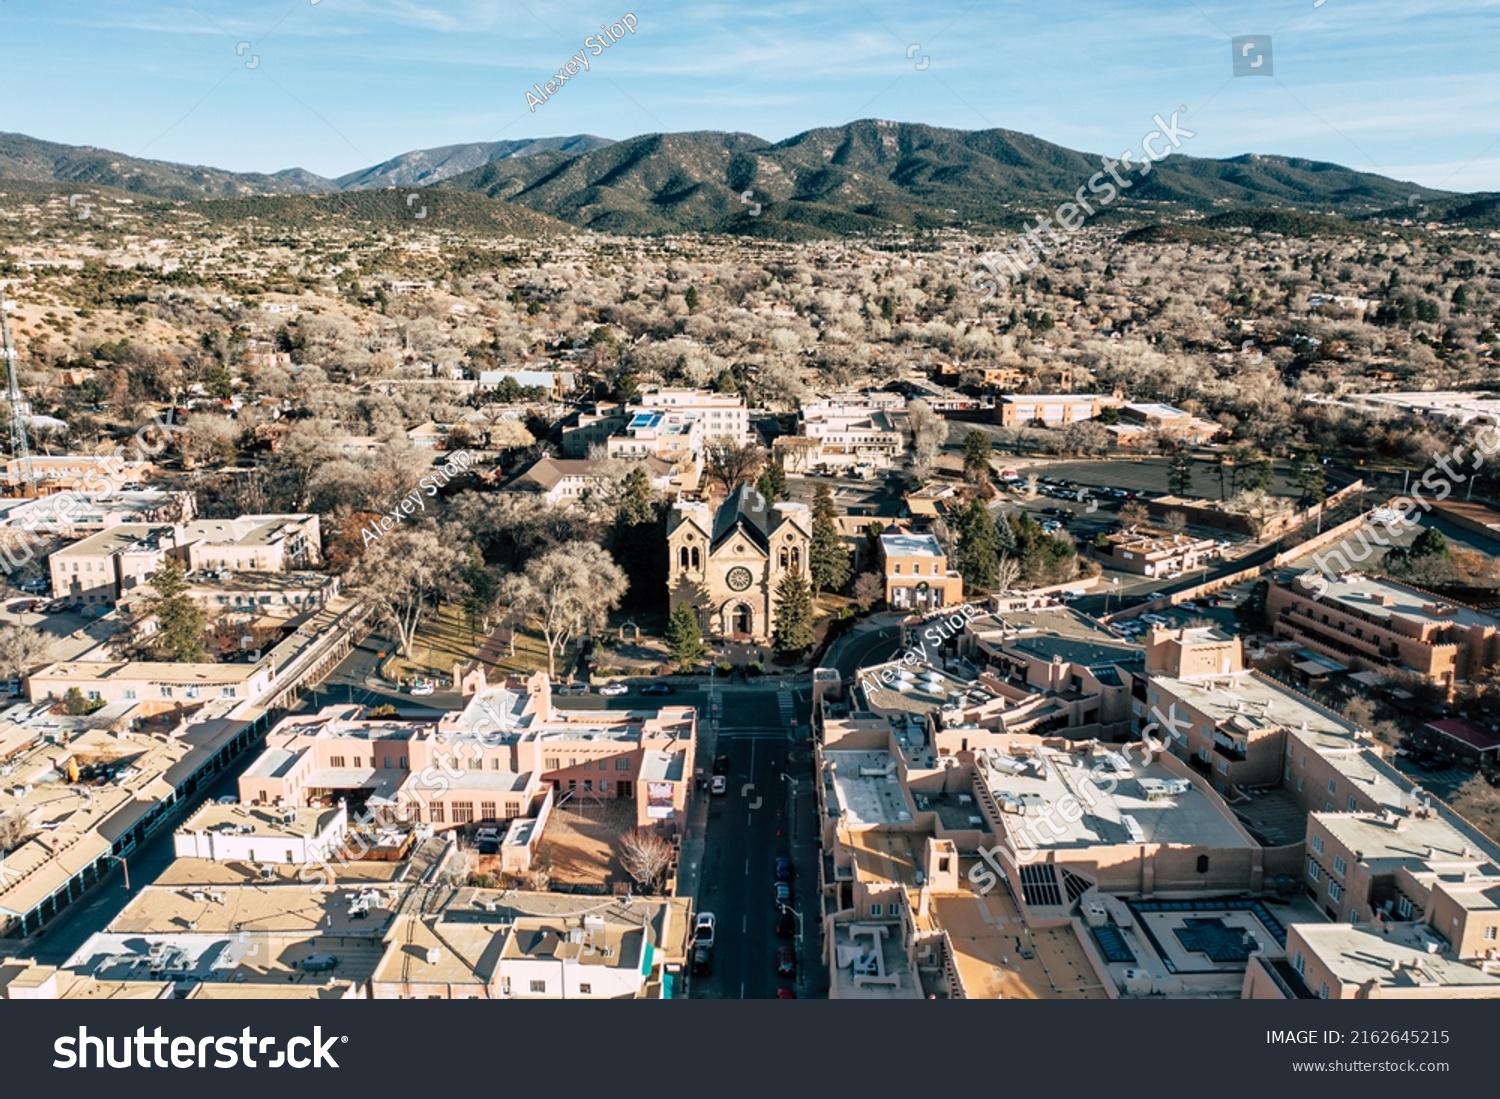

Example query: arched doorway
[731,603,752,636]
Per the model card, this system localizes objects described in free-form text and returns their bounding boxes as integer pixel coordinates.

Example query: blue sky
[4,0,1499,191]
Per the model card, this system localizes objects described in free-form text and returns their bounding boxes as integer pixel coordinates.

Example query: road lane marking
[744,858,749,875]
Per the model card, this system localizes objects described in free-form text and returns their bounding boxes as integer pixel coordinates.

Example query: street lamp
[108,854,130,892]
[1103,576,1119,616]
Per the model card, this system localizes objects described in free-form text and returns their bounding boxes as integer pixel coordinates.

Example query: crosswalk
[776,684,796,728]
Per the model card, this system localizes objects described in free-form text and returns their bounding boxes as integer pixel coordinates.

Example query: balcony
[1212,734,1247,761]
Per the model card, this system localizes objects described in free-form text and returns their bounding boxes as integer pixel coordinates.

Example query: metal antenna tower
[0,301,33,495]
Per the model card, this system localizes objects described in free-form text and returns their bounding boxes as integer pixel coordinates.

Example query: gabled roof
[711,485,773,552]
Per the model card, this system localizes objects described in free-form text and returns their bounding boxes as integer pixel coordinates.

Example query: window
[220,687,236,698]
[123,689,137,701]
[1333,855,1347,876]
[1293,952,1306,976]
[616,758,630,771]
[330,756,346,768]
[1486,926,1497,941]
[583,760,592,770]
[578,983,592,995]
[545,757,560,770]
[1347,795,1357,811]
[584,780,593,791]
[400,757,408,768]
[869,904,882,916]
[1311,834,1324,854]
[893,563,901,575]
[491,759,501,771]
[1327,779,1337,795]
[429,803,445,823]
[1327,881,1341,902]
[1216,759,1228,774]
[1308,860,1321,881]
[480,802,496,820]
[1298,754,1306,768]
[1398,896,1413,920]
[467,757,481,770]
[1296,777,1304,792]
[505,801,520,817]
[529,980,546,994]
[1319,983,1329,1000]
[384,756,392,769]
[452,802,474,824]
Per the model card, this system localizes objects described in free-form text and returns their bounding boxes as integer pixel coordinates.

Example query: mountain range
[0,123,1485,239]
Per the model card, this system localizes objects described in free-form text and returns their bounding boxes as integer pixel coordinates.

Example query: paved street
[685,681,822,999]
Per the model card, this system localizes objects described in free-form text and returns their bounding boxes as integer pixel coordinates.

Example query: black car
[692,944,712,975]
[712,754,731,776]
[640,683,676,696]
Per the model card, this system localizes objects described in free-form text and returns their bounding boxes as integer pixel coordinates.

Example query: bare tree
[618,829,674,894]
[852,572,885,610]
[702,437,763,496]
[906,399,946,472]
[0,623,52,684]
[499,542,627,675]
[0,810,33,854]
[350,527,466,658]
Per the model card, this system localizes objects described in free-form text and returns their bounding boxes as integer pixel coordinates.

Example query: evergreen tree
[755,461,788,504]
[145,559,208,663]
[1291,452,1327,504]
[809,483,852,594]
[962,430,993,485]
[665,602,706,671]
[994,510,1018,554]
[772,571,815,655]
[712,367,738,394]
[955,499,1000,591]
[1167,448,1194,497]
[460,547,497,641]
[617,465,657,526]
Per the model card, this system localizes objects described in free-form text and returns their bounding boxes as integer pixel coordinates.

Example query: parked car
[1177,601,1199,612]
[776,945,796,977]
[694,912,716,948]
[710,775,728,796]
[712,754,731,776]
[773,882,791,908]
[691,944,713,975]
[597,682,629,697]
[301,954,339,973]
[776,987,797,999]
[774,857,793,882]
[406,681,435,696]
[45,599,69,613]
[640,683,675,696]
[556,682,589,695]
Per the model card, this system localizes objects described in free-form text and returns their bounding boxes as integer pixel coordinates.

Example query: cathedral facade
[666,486,812,643]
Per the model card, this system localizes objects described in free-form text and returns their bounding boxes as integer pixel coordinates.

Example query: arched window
[679,546,690,569]
[779,548,789,568]
[691,547,700,569]
[791,547,801,571]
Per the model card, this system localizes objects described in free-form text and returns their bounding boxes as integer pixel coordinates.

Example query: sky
[3,0,1499,192]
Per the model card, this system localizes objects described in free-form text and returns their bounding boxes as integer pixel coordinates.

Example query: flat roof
[1305,574,1500,631]
[1293,922,1500,992]
[880,531,943,557]
[977,740,1254,851]
[825,751,911,826]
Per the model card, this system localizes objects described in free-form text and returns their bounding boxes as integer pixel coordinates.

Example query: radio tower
[0,301,35,496]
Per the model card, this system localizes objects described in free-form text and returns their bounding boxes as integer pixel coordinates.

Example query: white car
[694,912,716,948]
[710,775,728,795]
[1178,601,1199,612]
[597,683,629,697]
[1143,614,1168,626]
[407,681,435,696]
